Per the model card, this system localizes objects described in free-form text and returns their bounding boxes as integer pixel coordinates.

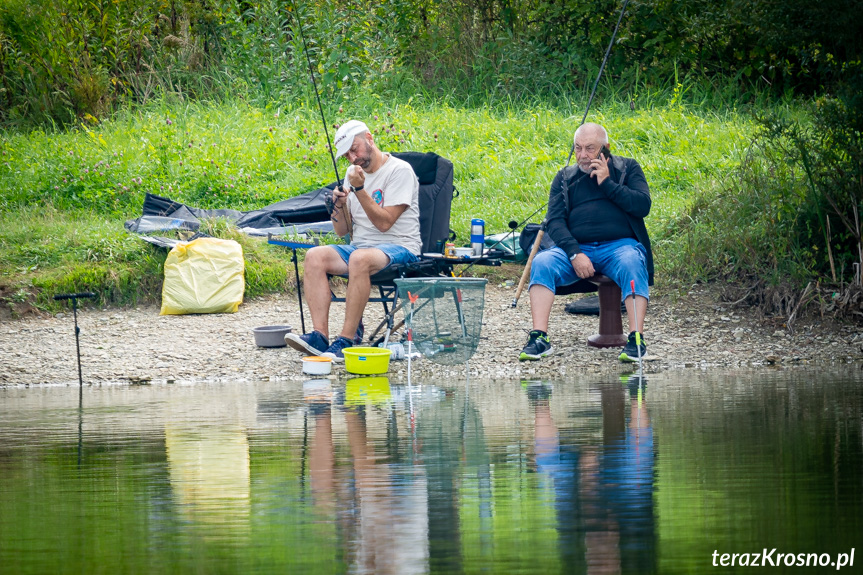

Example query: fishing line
[289,4,342,189]
[463,0,632,281]
[510,0,630,305]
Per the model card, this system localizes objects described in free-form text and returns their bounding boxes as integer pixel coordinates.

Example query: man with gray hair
[286,119,421,361]
[519,122,654,362]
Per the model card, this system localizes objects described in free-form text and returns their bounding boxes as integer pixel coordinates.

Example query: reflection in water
[309,377,429,574]
[0,370,861,574]
[165,425,250,534]
[162,389,253,540]
[528,376,655,574]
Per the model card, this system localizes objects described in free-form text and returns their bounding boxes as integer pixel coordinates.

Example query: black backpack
[518,222,556,255]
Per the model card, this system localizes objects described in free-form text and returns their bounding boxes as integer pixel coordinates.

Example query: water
[1,370,861,574]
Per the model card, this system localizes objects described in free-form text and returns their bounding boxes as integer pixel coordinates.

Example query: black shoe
[619,331,646,363]
[522,380,553,402]
[620,373,648,399]
[519,330,553,361]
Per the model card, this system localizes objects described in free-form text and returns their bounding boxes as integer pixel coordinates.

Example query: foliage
[661,131,819,286]
[1,0,861,128]
[773,81,863,281]
[0,0,400,126]
[387,0,862,103]
[659,67,863,316]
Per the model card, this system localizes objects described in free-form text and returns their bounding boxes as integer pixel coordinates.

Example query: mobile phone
[598,145,611,159]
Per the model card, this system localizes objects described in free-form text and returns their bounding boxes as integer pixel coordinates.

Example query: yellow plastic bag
[160,237,245,315]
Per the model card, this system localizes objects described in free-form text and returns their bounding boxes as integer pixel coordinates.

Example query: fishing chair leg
[381,287,399,346]
[291,248,306,334]
[369,285,403,345]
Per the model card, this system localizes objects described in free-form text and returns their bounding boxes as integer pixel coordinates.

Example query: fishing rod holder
[53,292,96,387]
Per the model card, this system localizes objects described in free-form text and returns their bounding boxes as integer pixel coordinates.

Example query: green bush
[659,69,863,306]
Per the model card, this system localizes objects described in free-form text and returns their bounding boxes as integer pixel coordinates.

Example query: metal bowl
[252,325,292,347]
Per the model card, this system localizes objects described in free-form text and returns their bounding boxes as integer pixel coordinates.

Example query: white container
[454,247,472,258]
[302,356,332,375]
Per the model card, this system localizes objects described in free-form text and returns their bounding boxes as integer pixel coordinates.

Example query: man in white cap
[286,120,421,361]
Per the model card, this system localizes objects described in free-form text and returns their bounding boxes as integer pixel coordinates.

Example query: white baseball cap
[333,120,369,158]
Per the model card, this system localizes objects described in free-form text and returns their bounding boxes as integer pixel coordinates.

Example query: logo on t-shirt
[372,189,383,205]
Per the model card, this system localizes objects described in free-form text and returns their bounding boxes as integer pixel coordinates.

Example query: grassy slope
[0,97,755,313]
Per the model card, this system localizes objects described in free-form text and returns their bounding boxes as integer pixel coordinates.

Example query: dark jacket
[544,155,654,285]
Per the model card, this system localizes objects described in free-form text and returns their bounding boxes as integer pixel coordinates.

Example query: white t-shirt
[347,154,421,255]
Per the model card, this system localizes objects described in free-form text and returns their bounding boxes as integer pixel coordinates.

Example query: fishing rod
[511,0,630,308]
[288,4,350,227]
[565,0,631,167]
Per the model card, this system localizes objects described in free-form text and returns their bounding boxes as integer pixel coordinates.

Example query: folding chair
[269,151,458,345]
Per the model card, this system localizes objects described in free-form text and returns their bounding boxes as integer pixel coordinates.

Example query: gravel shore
[2,281,861,387]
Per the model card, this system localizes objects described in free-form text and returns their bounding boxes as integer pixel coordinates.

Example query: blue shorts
[528,240,649,303]
[330,243,419,269]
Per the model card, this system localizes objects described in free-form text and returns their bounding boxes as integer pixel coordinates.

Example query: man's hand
[332,184,349,210]
[346,164,366,189]
[332,167,366,212]
[589,152,610,185]
[571,253,595,279]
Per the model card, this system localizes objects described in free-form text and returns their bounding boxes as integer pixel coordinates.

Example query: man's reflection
[307,377,429,575]
[527,376,656,574]
[602,375,654,574]
[307,380,336,516]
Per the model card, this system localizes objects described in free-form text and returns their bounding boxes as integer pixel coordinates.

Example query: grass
[0,92,760,312]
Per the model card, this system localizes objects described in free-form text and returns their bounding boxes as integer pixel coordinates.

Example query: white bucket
[302,356,332,375]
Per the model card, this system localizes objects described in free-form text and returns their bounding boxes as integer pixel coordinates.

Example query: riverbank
[1,281,860,387]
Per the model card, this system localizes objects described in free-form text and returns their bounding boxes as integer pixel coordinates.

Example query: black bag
[518,223,555,256]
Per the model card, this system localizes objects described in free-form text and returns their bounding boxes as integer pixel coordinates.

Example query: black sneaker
[619,331,646,363]
[322,336,353,363]
[519,330,553,361]
[285,330,329,356]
